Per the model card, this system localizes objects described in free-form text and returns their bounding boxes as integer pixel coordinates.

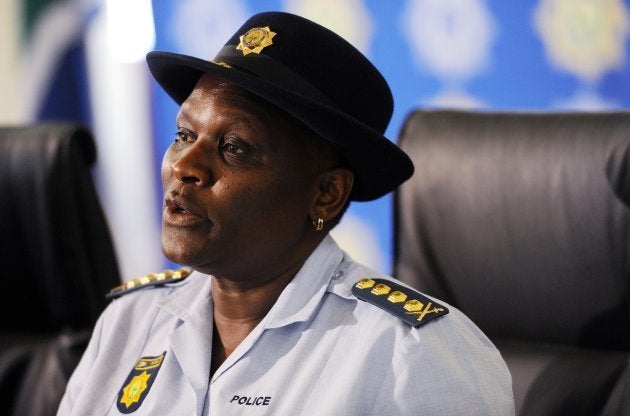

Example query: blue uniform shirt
[58,235,514,415]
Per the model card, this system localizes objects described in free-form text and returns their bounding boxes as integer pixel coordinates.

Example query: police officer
[58,11,514,415]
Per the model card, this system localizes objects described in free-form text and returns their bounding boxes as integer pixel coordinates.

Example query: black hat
[146,11,413,201]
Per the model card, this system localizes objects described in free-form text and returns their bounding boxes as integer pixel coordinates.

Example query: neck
[211,264,299,322]
[209,260,304,375]
[210,233,326,321]
[208,233,326,374]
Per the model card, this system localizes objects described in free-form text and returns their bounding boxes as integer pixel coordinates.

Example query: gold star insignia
[120,371,150,409]
[237,26,276,55]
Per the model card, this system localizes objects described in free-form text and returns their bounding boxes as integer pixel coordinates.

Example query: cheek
[239,174,314,222]
[161,150,175,188]
[216,177,282,222]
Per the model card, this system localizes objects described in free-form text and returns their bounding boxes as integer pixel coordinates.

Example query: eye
[174,128,196,144]
[222,141,239,155]
[219,136,251,158]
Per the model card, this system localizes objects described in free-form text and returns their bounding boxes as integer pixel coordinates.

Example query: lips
[163,196,211,228]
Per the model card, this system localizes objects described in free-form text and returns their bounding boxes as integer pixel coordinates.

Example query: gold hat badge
[237,26,276,55]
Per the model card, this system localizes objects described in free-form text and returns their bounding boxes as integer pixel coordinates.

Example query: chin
[161,232,194,266]
[161,247,188,266]
[161,238,218,275]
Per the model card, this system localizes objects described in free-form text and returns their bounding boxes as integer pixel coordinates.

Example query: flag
[20,0,93,124]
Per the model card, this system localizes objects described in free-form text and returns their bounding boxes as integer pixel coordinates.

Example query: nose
[170,142,213,186]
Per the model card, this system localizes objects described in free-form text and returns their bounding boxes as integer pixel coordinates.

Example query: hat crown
[223,12,393,134]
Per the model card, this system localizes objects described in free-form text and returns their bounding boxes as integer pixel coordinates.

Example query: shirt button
[332,271,344,280]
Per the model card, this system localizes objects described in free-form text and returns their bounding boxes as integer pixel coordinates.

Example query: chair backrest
[0,122,120,415]
[394,110,630,415]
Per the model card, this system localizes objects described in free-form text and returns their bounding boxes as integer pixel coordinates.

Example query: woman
[58,11,514,415]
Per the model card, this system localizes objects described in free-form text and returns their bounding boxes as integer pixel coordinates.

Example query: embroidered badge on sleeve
[117,352,167,413]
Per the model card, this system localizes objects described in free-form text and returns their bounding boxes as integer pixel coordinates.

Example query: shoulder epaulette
[352,278,449,327]
[106,268,192,300]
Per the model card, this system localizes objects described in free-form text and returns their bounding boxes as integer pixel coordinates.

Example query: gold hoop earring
[312,217,324,231]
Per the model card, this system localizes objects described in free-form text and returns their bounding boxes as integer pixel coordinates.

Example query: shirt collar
[157,272,212,322]
[156,235,351,328]
[262,234,345,329]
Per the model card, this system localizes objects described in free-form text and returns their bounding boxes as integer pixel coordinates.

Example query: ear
[310,168,354,224]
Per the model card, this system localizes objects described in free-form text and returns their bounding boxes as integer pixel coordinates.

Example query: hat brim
[147,51,414,201]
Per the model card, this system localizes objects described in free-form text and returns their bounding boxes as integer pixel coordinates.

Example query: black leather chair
[0,123,120,415]
[394,110,630,415]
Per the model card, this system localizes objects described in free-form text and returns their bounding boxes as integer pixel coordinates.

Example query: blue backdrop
[150,0,630,273]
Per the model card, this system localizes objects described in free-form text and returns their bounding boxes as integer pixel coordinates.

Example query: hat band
[214,46,334,106]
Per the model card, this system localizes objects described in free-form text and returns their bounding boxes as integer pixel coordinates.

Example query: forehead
[178,74,290,128]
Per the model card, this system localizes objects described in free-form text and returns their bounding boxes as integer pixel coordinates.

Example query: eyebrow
[176,106,271,147]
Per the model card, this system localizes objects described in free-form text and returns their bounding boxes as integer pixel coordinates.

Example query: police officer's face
[161,74,324,281]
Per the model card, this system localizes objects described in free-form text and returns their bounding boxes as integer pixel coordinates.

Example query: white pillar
[85,7,163,280]
[0,0,22,123]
